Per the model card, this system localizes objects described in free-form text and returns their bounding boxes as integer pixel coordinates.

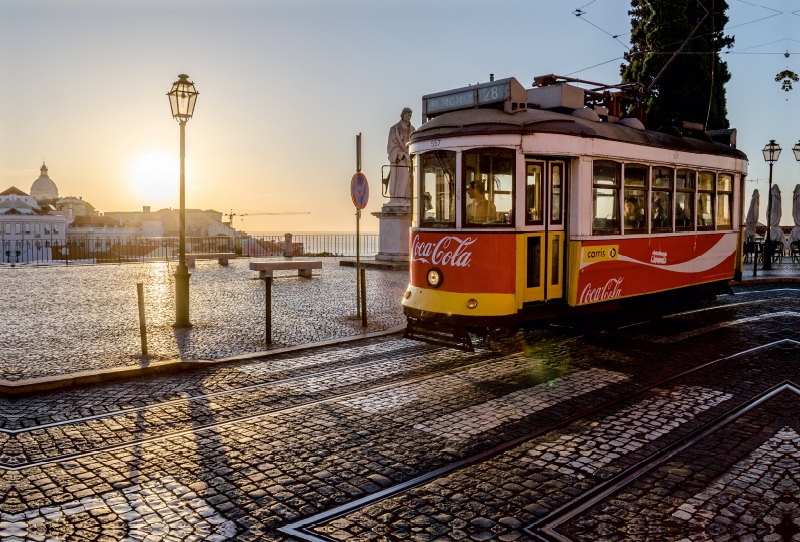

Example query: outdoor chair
[769,241,784,264]
[792,241,800,264]
[743,241,758,263]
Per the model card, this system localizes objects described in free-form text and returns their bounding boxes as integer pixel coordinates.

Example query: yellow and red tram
[401,76,748,349]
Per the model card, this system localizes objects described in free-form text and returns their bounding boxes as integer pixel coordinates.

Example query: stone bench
[186,253,236,266]
[249,261,322,279]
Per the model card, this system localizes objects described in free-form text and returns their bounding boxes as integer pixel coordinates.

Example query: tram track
[279,337,799,542]
[528,379,800,541]
[0,344,567,471]
[2,290,787,469]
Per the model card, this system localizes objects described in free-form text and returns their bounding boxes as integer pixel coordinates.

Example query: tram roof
[410,108,747,160]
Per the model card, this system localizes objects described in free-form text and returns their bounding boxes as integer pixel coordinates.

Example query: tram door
[517,160,566,305]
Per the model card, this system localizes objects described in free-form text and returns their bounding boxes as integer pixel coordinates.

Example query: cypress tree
[621,0,734,130]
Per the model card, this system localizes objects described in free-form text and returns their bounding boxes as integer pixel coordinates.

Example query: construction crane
[224,210,310,223]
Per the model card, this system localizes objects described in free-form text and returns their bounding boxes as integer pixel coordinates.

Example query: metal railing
[0,234,380,266]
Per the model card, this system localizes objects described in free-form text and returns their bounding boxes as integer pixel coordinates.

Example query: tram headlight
[426,268,443,288]
[403,291,411,299]
[466,298,478,309]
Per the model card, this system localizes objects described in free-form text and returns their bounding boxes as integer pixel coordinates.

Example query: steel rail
[531,380,800,541]
[0,347,563,471]
[0,342,447,435]
[279,338,799,542]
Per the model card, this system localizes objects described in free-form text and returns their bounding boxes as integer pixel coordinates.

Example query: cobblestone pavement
[2,285,800,541]
[0,258,407,381]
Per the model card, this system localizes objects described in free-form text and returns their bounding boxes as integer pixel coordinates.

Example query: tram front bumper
[402,285,518,327]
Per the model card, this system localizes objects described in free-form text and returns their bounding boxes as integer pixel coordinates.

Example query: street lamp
[762,140,781,270]
[167,74,199,327]
[793,140,800,162]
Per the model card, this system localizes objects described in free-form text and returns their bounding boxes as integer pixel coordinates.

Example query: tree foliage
[621,0,734,130]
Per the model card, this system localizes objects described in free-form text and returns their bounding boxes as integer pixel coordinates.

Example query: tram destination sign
[422,77,528,120]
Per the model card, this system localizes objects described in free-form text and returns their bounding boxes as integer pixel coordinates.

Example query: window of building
[525,162,544,225]
[698,171,715,229]
[717,173,733,229]
[53,224,59,235]
[623,164,647,234]
[34,224,40,236]
[464,149,514,226]
[44,224,51,235]
[676,170,695,231]
[15,223,21,235]
[593,161,620,235]
[24,224,30,234]
[420,151,456,227]
[4,224,9,235]
[651,167,673,232]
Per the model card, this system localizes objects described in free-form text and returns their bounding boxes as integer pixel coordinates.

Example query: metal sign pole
[356,133,362,318]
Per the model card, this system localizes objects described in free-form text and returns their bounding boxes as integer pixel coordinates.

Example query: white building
[0,186,68,264]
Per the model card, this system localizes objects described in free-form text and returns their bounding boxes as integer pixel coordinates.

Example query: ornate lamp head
[167,74,199,122]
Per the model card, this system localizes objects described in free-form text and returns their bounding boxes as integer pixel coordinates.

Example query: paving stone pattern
[1,285,800,541]
[0,258,407,381]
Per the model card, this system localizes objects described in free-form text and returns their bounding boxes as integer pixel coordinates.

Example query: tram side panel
[406,232,516,318]
[566,232,738,306]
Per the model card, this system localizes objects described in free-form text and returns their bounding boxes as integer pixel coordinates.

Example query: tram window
[464,150,514,226]
[652,167,673,232]
[623,164,647,234]
[526,162,544,225]
[592,161,620,235]
[716,173,733,229]
[698,171,715,229]
[676,170,695,231]
[421,151,456,226]
[551,163,563,224]
[698,171,715,191]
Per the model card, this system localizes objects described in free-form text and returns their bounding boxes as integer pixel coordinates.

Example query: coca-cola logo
[412,235,475,267]
[579,277,624,304]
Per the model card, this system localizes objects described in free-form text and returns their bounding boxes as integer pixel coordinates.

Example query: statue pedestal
[373,204,411,264]
[338,203,410,271]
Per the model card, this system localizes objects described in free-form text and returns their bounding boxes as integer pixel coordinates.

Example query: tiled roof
[0,186,29,196]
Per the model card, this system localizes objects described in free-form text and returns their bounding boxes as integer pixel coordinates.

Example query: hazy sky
[1,0,798,231]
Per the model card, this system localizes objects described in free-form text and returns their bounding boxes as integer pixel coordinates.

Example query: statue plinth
[373,203,411,264]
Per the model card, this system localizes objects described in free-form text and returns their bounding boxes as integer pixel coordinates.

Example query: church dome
[30,163,59,201]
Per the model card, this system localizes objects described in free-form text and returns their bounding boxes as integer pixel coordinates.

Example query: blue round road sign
[351,173,369,209]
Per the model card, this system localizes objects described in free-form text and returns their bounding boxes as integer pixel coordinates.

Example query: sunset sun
[129,153,179,202]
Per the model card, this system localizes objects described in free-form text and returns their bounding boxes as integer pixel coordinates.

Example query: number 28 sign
[351,173,369,210]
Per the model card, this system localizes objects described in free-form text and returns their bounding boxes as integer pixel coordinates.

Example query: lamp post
[794,140,800,164]
[167,74,199,327]
[762,140,781,270]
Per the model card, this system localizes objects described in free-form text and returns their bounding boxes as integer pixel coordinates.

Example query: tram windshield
[464,149,514,225]
[421,151,456,226]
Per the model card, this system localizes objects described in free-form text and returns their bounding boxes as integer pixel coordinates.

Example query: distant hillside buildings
[1,163,239,263]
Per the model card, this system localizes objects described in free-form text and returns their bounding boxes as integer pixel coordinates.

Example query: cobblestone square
[2,282,800,541]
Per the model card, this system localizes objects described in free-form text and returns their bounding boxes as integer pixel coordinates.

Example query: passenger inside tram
[652,192,671,229]
[624,197,644,229]
[466,180,497,224]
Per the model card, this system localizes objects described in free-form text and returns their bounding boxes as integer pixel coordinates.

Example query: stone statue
[386,108,415,206]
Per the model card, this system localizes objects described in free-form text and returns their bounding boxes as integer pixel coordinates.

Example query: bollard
[360,267,367,327]
[264,276,273,344]
[137,282,148,356]
[284,233,293,258]
[753,242,759,278]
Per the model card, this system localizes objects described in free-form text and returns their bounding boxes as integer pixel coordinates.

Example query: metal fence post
[137,282,148,356]
[360,267,367,327]
[265,276,272,344]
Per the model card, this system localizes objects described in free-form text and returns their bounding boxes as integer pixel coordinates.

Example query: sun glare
[129,153,179,203]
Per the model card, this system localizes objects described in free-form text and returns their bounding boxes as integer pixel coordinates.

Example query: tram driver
[466,180,497,224]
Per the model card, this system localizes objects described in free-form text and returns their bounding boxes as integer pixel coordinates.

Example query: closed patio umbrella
[790,185,800,244]
[745,189,759,240]
[769,184,783,246]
